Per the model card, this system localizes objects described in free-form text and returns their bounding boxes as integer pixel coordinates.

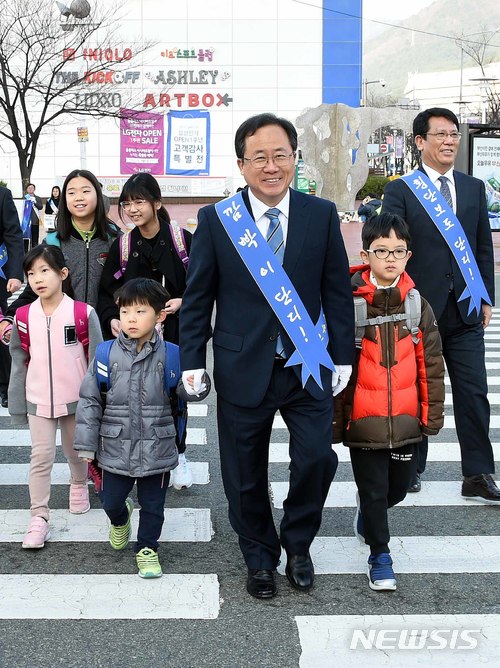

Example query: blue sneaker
[353,492,365,544]
[367,553,397,591]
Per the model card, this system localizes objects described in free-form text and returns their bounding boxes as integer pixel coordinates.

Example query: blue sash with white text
[214,192,334,389]
[21,198,32,239]
[401,171,491,316]
[0,244,7,280]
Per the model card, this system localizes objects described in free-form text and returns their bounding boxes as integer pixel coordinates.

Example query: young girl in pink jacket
[8,245,102,548]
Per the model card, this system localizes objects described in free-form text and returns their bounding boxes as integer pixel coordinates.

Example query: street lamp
[361,78,386,107]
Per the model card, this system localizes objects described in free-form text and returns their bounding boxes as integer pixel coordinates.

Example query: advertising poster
[470,135,500,230]
[120,109,164,175]
[166,110,210,176]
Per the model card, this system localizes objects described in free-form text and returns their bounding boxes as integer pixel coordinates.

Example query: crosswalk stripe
[0,426,207,446]
[0,574,220,619]
[270,480,499,508]
[0,462,209,485]
[269,442,500,463]
[296,614,500,667]
[0,508,213,542]
[276,536,500,575]
[188,404,208,417]
[271,414,500,430]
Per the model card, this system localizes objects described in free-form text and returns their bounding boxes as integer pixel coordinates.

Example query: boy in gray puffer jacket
[74,278,210,578]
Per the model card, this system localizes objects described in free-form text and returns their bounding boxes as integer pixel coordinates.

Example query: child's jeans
[100,470,169,552]
[28,414,88,520]
[350,443,415,555]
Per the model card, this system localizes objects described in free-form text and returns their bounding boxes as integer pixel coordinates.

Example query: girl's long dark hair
[56,169,117,242]
[23,245,74,298]
[117,173,171,227]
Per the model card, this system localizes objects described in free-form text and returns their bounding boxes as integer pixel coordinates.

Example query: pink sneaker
[22,516,50,549]
[69,483,90,514]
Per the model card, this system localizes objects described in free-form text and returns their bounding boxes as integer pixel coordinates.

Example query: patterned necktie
[265,208,284,265]
[265,208,285,357]
[438,176,453,208]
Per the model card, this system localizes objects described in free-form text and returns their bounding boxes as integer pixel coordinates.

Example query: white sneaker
[170,453,193,490]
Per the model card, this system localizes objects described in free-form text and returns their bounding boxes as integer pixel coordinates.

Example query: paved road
[0,304,498,667]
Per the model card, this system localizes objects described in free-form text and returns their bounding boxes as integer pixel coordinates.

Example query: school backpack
[15,300,89,365]
[113,221,189,280]
[354,288,421,348]
[94,339,187,444]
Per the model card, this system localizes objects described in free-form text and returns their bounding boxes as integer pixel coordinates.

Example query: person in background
[97,172,194,491]
[99,182,111,216]
[25,183,43,248]
[45,186,61,216]
[0,185,24,407]
[382,107,498,502]
[8,245,102,549]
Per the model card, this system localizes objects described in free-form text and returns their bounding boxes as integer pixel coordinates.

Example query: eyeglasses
[120,199,148,210]
[242,152,295,169]
[424,131,461,141]
[366,248,410,260]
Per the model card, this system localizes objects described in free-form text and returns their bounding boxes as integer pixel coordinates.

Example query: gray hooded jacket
[74,330,208,477]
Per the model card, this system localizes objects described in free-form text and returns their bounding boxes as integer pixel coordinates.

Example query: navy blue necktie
[265,208,284,264]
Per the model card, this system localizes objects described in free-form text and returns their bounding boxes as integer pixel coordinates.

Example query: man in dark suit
[383,107,499,502]
[179,113,355,598]
[0,186,24,406]
[25,183,43,248]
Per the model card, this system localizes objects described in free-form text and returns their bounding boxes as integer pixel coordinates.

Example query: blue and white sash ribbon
[0,243,7,280]
[215,191,334,389]
[21,197,32,239]
[401,171,492,316]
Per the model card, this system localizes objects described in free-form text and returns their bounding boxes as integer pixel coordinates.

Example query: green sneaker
[136,547,162,578]
[109,497,133,550]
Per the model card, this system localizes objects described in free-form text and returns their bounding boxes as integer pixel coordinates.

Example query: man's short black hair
[114,278,170,313]
[234,113,298,159]
[362,212,411,250]
[413,107,459,138]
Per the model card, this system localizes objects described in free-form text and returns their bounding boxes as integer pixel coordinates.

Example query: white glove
[332,364,352,397]
[182,369,206,396]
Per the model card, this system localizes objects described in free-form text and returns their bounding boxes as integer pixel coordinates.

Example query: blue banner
[0,243,7,280]
[21,197,32,239]
[166,110,210,176]
[215,192,335,389]
[401,171,492,316]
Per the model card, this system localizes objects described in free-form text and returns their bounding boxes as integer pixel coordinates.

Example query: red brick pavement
[108,203,500,272]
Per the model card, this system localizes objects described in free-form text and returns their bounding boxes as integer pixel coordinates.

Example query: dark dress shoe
[407,473,421,493]
[246,569,277,599]
[285,554,314,591]
[462,474,500,503]
[0,393,7,408]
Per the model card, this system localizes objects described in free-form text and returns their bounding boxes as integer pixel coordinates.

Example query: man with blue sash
[0,186,24,407]
[179,113,355,598]
[383,107,499,503]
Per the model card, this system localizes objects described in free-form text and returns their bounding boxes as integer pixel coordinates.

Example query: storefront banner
[166,110,210,176]
[120,108,164,175]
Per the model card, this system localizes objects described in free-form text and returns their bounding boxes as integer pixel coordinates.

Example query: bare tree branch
[0,0,155,189]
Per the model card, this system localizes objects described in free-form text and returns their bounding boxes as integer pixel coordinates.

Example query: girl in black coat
[97,173,191,343]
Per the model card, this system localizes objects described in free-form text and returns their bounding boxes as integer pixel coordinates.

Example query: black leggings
[350,443,415,555]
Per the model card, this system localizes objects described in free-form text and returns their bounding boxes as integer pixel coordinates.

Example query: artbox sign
[120,108,164,175]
